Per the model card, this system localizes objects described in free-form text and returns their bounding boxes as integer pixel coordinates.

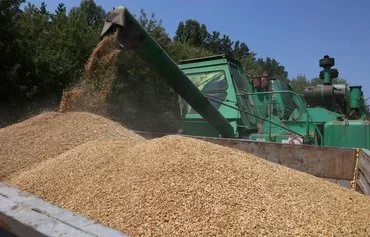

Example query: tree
[233,40,249,60]
[174,19,208,47]
[289,74,348,94]
[168,41,212,61]
[241,55,288,82]
[43,2,75,88]
[289,74,310,94]
[173,20,250,60]
[68,0,105,56]
[56,3,66,13]
[72,0,105,28]
[0,0,26,99]
[255,57,288,82]
[10,0,106,92]
[55,0,105,87]
[39,2,47,14]
[241,53,261,76]
[17,2,51,87]
[310,77,347,86]
[138,10,171,48]
[204,31,233,57]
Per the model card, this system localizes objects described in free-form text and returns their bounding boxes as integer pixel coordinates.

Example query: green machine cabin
[101,6,370,150]
[178,55,259,138]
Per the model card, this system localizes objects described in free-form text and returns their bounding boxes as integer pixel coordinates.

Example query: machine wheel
[319,55,335,67]
[319,69,338,79]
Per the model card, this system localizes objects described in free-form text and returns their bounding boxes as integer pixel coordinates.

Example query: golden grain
[5,129,370,236]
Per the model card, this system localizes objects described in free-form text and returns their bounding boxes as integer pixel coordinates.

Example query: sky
[26,0,370,97]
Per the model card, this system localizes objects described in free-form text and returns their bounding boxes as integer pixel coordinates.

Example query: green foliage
[168,41,213,61]
[0,0,107,126]
[256,57,288,82]
[3,0,105,95]
[240,54,288,82]
[0,0,105,99]
[174,19,250,61]
[172,18,289,81]
[174,19,208,47]
[205,31,233,56]
[289,74,310,94]
[310,77,347,86]
[17,2,52,87]
[0,0,27,99]
[233,40,250,60]
[173,19,288,80]
[64,1,105,84]
[240,53,259,75]
[137,10,171,48]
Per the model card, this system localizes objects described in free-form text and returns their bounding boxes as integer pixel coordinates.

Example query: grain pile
[8,136,370,236]
[0,111,143,180]
[59,32,121,114]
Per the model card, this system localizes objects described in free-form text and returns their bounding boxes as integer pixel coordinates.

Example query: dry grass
[0,112,143,180]
[7,135,370,236]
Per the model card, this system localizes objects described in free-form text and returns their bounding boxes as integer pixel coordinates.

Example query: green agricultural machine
[2,7,370,236]
[99,5,370,196]
[99,6,370,196]
[102,6,370,150]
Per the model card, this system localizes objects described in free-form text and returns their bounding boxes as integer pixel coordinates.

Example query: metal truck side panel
[357,149,370,195]
[0,183,128,237]
[195,137,357,180]
[135,131,357,183]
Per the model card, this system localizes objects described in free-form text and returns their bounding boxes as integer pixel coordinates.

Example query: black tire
[319,56,335,67]
[319,69,338,79]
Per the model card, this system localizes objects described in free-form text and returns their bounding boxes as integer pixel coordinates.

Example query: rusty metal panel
[196,137,357,180]
[324,178,352,188]
[357,150,370,195]
[135,131,357,181]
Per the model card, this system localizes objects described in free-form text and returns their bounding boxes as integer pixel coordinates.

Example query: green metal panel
[324,120,370,149]
[178,57,229,70]
[323,68,331,85]
[349,86,362,109]
[181,120,220,137]
[182,120,238,137]
[284,121,317,136]
[291,107,341,123]
[254,117,316,144]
